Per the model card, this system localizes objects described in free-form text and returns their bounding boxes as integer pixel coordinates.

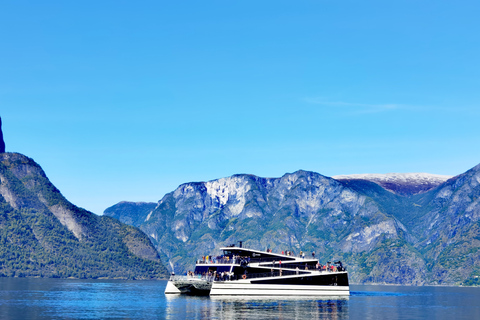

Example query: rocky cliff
[105,165,480,285]
[0,152,169,279]
[0,117,5,153]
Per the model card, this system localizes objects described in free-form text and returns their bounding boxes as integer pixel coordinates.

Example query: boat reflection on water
[210,296,349,320]
[164,294,212,319]
[165,294,349,320]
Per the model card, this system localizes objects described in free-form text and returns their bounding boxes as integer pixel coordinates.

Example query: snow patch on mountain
[333,173,453,195]
[334,173,452,184]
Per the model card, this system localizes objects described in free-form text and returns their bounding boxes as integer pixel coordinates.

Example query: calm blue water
[0,278,479,319]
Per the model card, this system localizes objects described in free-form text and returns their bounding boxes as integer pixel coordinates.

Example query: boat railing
[259,262,314,270]
[260,263,344,272]
[214,270,304,281]
[196,257,298,265]
[196,258,240,265]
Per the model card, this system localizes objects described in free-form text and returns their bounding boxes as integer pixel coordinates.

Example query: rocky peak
[0,116,5,153]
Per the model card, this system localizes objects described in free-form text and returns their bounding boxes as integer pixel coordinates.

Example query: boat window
[194,266,210,274]
[216,266,231,272]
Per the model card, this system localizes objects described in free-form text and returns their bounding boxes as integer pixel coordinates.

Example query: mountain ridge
[105,165,480,285]
[334,172,452,196]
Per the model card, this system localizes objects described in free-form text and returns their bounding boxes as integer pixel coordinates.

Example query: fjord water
[0,278,479,320]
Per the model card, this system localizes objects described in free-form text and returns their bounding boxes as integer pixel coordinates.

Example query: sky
[1,1,479,215]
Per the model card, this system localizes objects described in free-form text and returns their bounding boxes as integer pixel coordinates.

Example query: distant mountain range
[333,173,452,196]
[0,153,169,279]
[105,166,480,286]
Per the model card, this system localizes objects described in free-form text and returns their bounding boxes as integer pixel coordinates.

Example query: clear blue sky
[1,1,479,214]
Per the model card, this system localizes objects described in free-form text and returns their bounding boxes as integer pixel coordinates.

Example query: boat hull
[210,272,349,296]
[210,282,349,296]
[164,281,182,294]
[164,278,212,295]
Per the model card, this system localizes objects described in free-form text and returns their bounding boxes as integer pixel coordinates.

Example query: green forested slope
[0,153,168,279]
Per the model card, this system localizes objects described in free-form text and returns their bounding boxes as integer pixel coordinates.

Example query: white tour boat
[165,242,349,296]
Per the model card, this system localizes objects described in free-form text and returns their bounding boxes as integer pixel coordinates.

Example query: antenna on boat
[238,241,243,248]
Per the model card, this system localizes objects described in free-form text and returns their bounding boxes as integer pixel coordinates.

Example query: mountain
[407,165,480,285]
[0,152,169,279]
[105,165,480,285]
[333,173,452,196]
[104,202,157,227]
